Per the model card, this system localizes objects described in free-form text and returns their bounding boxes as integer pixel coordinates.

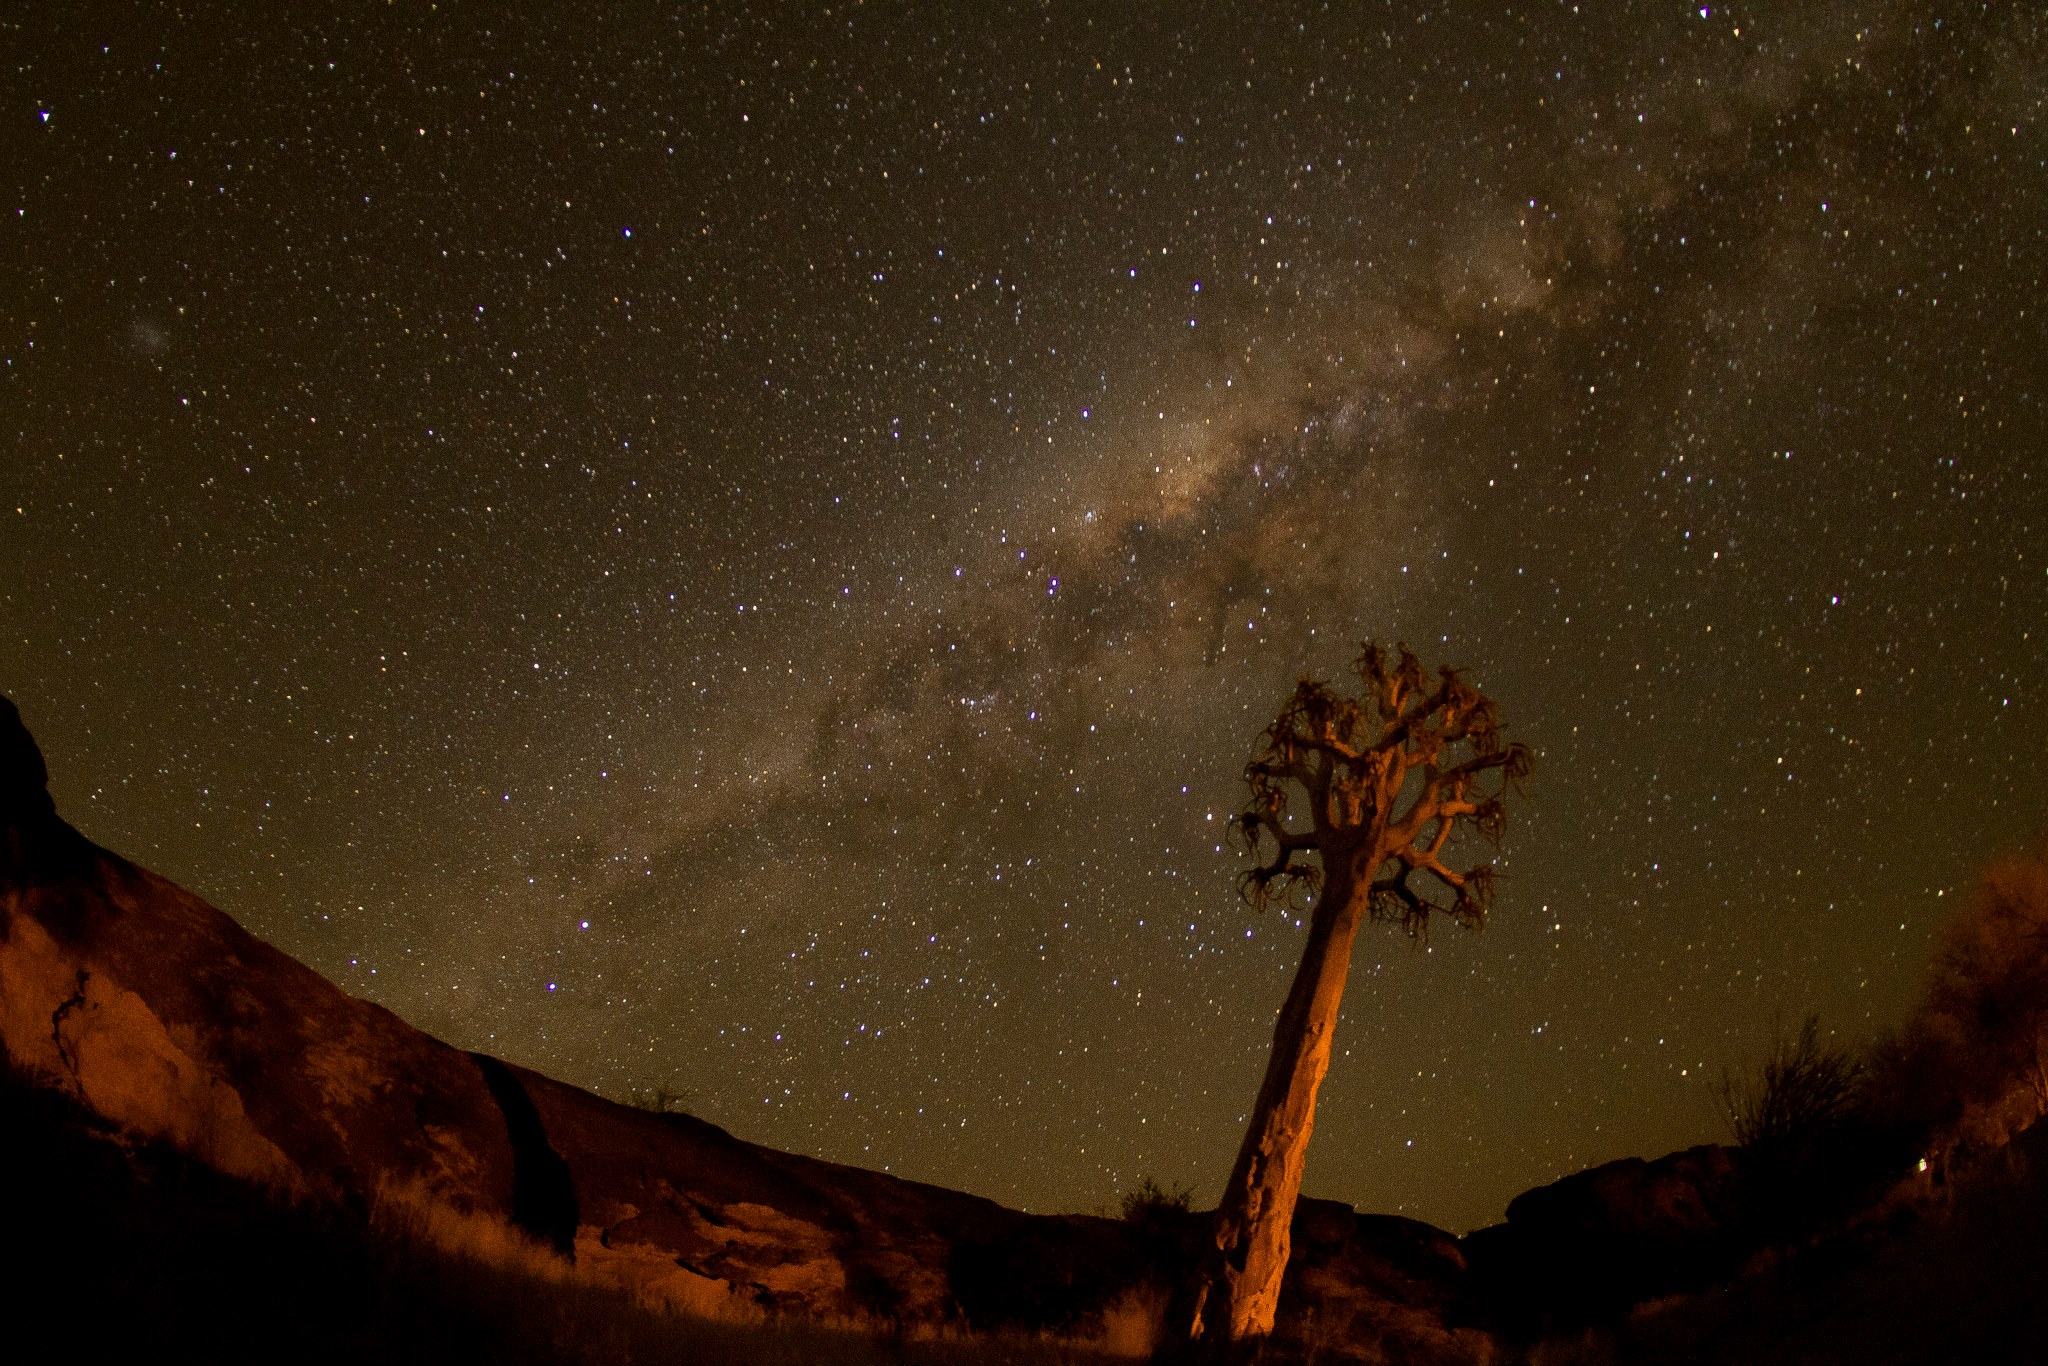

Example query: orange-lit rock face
[1,907,296,1187]
[0,701,522,1219]
[0,695,1175,1347]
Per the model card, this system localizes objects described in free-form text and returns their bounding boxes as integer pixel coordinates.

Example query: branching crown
[1234,641,1532,934]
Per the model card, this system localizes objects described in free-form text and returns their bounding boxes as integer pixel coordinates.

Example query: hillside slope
[0,695,1489,1362]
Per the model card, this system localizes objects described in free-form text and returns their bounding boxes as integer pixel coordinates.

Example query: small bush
[1715,1014,1863,1151]
[623,1082,692,1114]
[1119,1175,1194,1222]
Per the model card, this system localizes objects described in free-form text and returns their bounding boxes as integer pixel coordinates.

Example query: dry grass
[0,1056,1138,1365]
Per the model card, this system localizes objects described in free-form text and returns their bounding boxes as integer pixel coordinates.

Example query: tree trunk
[1191,864,1370,1342]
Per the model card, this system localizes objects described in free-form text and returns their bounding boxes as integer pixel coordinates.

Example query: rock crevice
[470,1052,580,1257]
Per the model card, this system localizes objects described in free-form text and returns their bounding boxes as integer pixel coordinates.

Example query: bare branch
[1355,642,1425,725]
[1471,796,1508,847]
[1232,810,1323,914]
[1424,813,1457,859]
[1368,871,1430,934]
[1371,680,1456,757]
[1373,855,1499,930]
[1247,762,1311,795]
[1388,739,1530,848]
[1407,848,1466,893]
[1239,851,1323,914]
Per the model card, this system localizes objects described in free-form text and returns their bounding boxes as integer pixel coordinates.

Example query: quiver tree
[1186,642,1532,1345]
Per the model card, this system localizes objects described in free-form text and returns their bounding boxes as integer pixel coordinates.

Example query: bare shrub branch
[623,1083,692,1115]
[1119,1176,1194,1223]
[1715,1014,1863,1149]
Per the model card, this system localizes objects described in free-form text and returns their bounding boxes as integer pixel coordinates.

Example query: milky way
[7,4,2045,1231]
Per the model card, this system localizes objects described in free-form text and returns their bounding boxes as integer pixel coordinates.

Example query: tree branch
[1234,810,1323,913]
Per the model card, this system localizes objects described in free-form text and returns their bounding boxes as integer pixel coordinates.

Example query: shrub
[1921,841,2048,1132]
[1714,1014,1863,1151]
[623,1082,692,1114]
[1118,1175,1194,1223]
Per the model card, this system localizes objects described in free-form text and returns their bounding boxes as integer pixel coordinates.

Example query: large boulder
[1463,1143,1749,1337]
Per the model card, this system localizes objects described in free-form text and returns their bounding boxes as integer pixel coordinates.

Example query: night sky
[7,4,2045,1234]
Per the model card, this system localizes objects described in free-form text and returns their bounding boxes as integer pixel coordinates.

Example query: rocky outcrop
[1462,1143,1750,1338]
[0,697,527,1217]
[0,695,1486,1358]
[1276,1200,1497,1364]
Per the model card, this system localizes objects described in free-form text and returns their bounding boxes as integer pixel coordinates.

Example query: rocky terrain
[8,691,2040,1365]
[0,694,1494,1362]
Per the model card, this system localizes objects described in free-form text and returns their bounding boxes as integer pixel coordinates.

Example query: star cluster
[6,3,2044,1232]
